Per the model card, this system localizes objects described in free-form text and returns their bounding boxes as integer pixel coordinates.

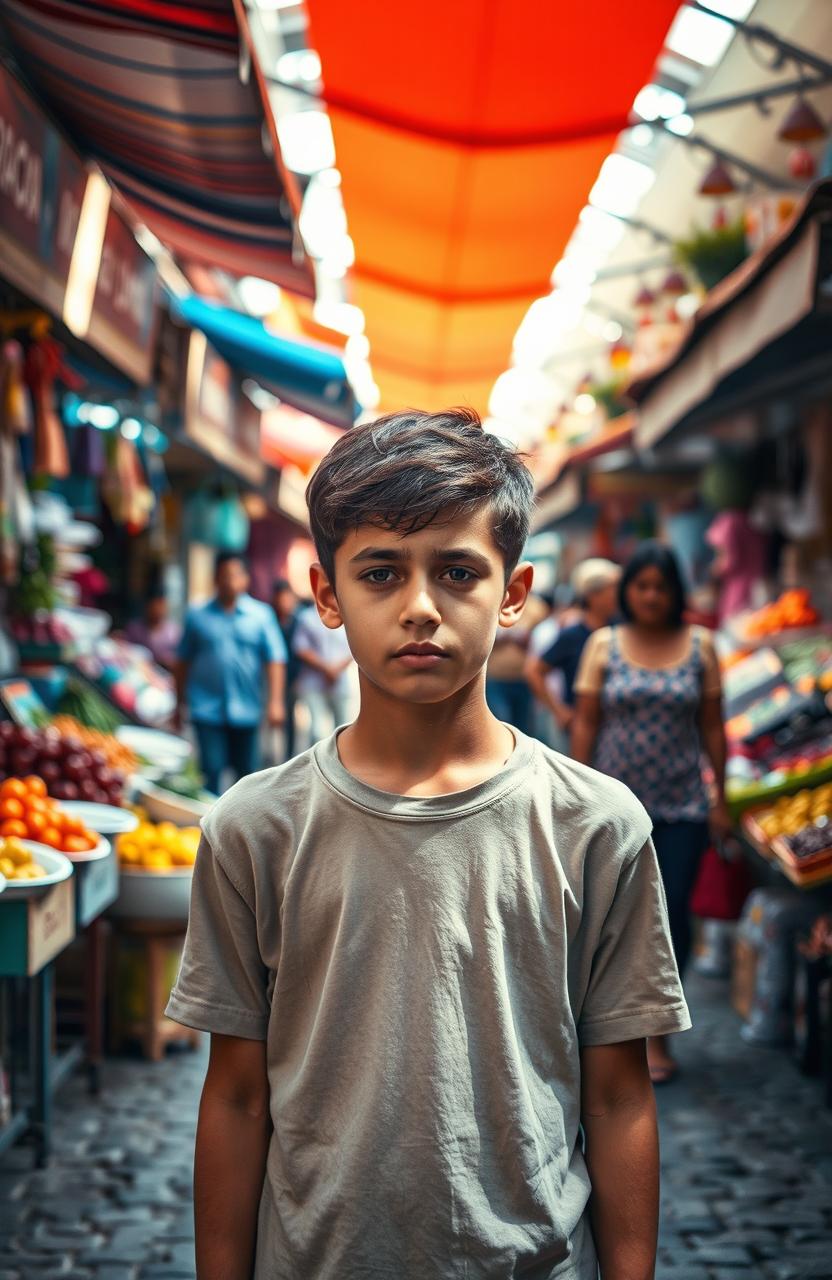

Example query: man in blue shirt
[176,553,287,794]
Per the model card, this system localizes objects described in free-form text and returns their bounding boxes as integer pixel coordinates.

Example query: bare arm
[582,1040,659,1280]
[195,1034,271,1280]
[524,654,573,730]
[266,661,286,726]
[570,692,602,765]
[700,691,731,837]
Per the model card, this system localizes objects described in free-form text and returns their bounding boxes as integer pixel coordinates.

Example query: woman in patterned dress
[571,542,729,1084]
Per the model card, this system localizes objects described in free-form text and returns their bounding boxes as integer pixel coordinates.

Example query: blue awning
[174,295,357,429]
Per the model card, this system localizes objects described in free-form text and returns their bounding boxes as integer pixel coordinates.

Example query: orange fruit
[0,778,27,801]
[25,796,48,816]
[23,776,47,798]
[64,835,91,854]
[62,815,85,835]
[26,812,48,839]
[40,826,62,849]
[0,797,25,821]
[0,818,28,839]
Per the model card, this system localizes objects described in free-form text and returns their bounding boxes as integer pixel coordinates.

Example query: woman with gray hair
[525,558,620,741]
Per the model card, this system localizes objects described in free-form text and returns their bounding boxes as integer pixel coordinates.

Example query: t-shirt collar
[313,726,536,821]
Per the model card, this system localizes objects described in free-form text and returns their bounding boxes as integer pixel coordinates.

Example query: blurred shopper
[525,586,576,748]
[176,553,287,794]
[126,590,181,671]
[485,593,547,733]
[293,602,354,744]
[271,578,302,760]
[571,541,729,1083]
[526,560,619,743]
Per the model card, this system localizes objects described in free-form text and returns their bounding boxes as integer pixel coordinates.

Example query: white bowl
[1,842,74,898]
[0,871,6,896]
[132,778,213,825]
[108,866,194,922]
[60,801,139,836]
[116,726,192,771]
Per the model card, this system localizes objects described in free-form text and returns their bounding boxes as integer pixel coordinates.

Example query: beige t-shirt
[167,731,690,1280]
[575,624,722,698]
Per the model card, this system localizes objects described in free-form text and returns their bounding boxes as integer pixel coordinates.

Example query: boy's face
[311,506,532,705]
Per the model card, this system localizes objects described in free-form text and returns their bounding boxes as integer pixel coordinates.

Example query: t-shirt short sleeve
[697,627,722,698]
[292,608,318,654]
[573,627,610,697]
[578,837,691,1046]
[166,832,270,1040]
[261,609,288,664]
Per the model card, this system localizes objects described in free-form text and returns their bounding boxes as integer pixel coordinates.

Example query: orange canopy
[306,0,678,412]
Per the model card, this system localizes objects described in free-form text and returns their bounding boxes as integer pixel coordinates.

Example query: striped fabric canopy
[2,0,314,295]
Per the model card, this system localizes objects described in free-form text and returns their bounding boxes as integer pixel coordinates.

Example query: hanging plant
[586,376,632,421]
[674,218,749,292]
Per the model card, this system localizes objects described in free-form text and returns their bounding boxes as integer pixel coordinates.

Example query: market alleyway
[1,972,830,1280]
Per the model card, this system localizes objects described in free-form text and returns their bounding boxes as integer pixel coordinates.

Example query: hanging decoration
[777,97,827,144]
[788,146,817,181]
[698,159,736,197]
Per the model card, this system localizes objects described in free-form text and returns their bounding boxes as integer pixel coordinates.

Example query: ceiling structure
[509,0,832,439]
[304,0,681,414]
[2,0,314,295]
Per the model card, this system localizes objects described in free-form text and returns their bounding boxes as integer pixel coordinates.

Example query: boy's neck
[337,671,515,797]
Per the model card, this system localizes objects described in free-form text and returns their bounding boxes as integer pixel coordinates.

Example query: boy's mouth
[392,642,449,669]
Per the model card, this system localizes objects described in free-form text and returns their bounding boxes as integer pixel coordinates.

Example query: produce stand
[0,875,77,1166]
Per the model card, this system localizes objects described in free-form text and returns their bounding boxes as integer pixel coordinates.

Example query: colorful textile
[3,1,313,292]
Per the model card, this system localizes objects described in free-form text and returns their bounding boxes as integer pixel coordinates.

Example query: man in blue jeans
[176,553,287,794]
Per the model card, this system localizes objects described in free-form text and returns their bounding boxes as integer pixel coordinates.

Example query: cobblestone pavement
[1,972,831,1278]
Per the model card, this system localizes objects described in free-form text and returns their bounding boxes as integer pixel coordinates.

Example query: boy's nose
[400,586,441,626]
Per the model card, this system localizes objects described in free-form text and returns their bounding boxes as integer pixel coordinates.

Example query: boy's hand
[195,1034,271,1280]
[581,1039,659,1280]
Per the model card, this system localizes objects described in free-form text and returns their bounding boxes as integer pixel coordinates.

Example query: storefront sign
[0,677,49,729]
[85,203,158,385]
[184,331,265,486]
[0,64,86,315]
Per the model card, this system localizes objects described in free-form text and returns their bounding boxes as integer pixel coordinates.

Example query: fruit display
[0,722,126,804]
[0,775,100,853]
[75,636,176,726]
[49,716,137,774]
[9,613,73,650]
[0,836,48,881]
[743,589,820,639]
[754,783,832,841]
[117,821,200,872]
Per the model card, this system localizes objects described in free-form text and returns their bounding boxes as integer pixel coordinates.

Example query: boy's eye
[362,568,396,584]
[442,567,475,583]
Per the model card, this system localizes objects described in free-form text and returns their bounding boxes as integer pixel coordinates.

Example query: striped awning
[2,0,314,295]
[306,0,678,412]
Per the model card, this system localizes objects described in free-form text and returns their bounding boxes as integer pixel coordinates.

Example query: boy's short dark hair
[214,550,248,576]
[306,408,534,583]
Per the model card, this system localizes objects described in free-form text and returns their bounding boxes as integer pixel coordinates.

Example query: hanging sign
[86,203,158,384]
[0,64,86,314]
[184,331,265,486]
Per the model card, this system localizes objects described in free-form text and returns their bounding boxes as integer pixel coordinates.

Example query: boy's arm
[195,1033,271,1280]
[581,1039,659,1280]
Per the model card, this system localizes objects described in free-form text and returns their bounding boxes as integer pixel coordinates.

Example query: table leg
[85,917,108,1095]
[30,965,53,1167]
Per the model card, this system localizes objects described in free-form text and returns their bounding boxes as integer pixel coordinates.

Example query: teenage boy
[168,409,690,1280]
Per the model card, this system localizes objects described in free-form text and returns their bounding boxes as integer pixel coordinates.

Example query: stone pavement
[1,972,830,1279]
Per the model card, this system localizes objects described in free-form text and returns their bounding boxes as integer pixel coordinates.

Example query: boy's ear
[309,563,344,629]
[498,561,534,629]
